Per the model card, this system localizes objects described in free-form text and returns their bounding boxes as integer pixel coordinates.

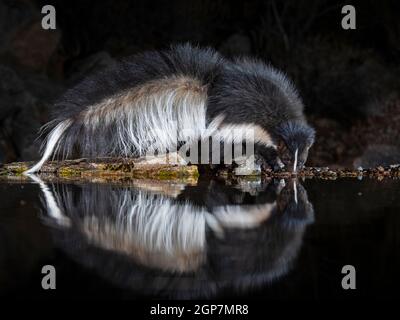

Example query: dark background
[1,0,399,167]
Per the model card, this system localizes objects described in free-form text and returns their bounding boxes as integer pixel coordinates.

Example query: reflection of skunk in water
[34,177,314,299]
[26,44,315,174]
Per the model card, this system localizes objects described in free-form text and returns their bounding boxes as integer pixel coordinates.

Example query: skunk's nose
[291,163,305,173]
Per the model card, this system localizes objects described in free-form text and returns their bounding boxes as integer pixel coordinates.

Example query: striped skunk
[25,44,315,174]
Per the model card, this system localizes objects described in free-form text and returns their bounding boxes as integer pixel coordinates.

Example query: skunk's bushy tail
[25,119,72,174]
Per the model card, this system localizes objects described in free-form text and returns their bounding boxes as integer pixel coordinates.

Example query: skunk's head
[275,121,315,172]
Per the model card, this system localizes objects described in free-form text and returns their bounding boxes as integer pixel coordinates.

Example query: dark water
[0,176,399,300]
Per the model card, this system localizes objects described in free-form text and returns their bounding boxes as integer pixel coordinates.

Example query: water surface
[0,176,399,299]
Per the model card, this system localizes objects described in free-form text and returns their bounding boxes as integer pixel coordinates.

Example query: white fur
[214,123,275,147]
[94,77,209,157]
[24,120,72,174]
[293,148,298,173]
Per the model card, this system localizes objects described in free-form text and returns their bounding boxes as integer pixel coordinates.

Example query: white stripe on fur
[214,123,275,148]
[83,76,209,157]
[293,148,298,173]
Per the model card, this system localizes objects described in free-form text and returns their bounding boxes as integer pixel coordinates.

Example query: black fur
[52,44,224,121]
[207,57,305,130]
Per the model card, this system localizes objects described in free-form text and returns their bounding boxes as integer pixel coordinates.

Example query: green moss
[11,166,28,176]
[103,163,133,172]
[191,169,200,178]
[239,174,262,181]
[156,169,179,179]
[138,166,200,180]
[58,167,82,177]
